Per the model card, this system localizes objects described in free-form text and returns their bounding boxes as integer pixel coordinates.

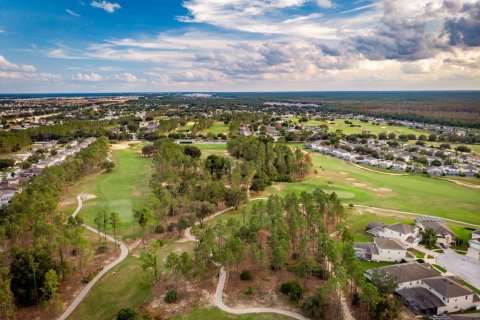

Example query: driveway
[437,253,480,289]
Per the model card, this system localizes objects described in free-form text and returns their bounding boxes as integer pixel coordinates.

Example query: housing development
[1,0,480,319]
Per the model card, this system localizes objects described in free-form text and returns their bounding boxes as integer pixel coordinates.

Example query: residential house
[428,166,444,176]
[443,165,460,176]
[460,165,478,177]
[467,229,480,260]
[392,161,408,171]
[415,218,456,247]
[365,221,387,236]
[378,223,421,248]
[354,237,414,262]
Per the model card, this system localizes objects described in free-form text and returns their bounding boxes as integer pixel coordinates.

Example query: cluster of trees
[0,131,31,153]
[191,117,214,134]
[0,137,109,318]
[227,136,312,190]
[149,139,248,235]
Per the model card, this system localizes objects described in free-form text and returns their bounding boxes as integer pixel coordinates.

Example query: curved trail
[57,195,129,320]
[348,162,408,176]
[178,200,310,320]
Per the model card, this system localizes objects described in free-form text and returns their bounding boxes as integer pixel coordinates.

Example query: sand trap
[378,188,392,192]
[381,126,386,129]
[346,177,356,181]
[111,140,141,150]
[80,193,97,201]
[340,172,348,175]
[353,183,367,187]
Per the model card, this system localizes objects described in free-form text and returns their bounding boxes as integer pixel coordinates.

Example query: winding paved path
[57,195,129,320]
[178,202,310,320]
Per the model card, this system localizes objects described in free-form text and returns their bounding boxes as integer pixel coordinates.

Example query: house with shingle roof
[467,228,480,260]
[378,223,421,248]
[416,219,456,247]
[354,237,414,262]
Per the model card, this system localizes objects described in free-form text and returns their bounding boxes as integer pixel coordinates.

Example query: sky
[0,0,479,93]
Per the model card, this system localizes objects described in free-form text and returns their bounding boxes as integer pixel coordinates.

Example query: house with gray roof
[378,223,421,248]
[354,237,414,262]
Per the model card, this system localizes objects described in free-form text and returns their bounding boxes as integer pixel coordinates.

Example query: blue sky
[0,0,479,92]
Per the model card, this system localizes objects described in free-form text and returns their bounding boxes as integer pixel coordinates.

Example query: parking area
[437,253,480,289]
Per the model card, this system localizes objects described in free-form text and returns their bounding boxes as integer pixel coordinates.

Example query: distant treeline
[0,120,111,154]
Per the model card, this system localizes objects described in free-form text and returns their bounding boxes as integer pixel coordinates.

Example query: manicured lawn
[357,260,395,273]
[195,143,228,157]
[68,256,151,320]
[62,147,153,238]
[200,122,229,135]
[169,307,292,320]
[433,264,447,273]
[265,152,480,225]
[408,248,425,259]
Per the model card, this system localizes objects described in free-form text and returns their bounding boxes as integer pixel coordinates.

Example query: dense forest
[0,137,109,316]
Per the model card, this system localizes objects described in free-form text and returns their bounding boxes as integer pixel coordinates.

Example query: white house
[428,166,444,176]
[354,237,414,262]
[415,218,456,247]
[392,161,407,171]
[378,223,421,248]
[443,165,460,176]
[467,229,480,260]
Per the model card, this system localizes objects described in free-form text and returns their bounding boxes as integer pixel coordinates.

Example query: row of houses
[365,262,480,316]
[305,142,479,176]
[0,137,96,206]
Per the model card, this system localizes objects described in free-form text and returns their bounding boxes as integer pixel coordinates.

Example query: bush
[98,244,108,253]
[240,270,252,281]
[244,286,255,296]
[117,308,136,320]
[280,280,303,301]
[164,289,179,303]
[154,225,164,234]
[416,258,425,263]
[167,223,175,232]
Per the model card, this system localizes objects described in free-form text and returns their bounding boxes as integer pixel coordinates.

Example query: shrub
[167,223,175,232]
[154,225,164,234]
[244,286,255,296]
[280,280,303,301]
[416,258,425,263]
[117,308,136,320]
[98,244,108,253]
[240,270,252,281]
[164,289,179,303]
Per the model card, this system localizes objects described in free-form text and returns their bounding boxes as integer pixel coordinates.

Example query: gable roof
[422,276,472,298]
[370,261,440,283]
[374,237,406,251]
[385,223,416,235]
[419,221,455,238]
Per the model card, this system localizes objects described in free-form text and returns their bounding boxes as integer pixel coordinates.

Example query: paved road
[354,205,479,228]
[57,195,129,320]
[437,253,480,289]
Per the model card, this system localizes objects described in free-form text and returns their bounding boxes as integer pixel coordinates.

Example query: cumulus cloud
[90,1,121,13]
[110,72,146,83]
[317,0,334,8]
[72,72,103,81]
[443,1,480,47]
[0,55,60,82]
[66,9,81,17]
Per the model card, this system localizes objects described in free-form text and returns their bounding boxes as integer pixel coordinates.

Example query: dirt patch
[346,177,356,181]
[111,140,141,150]
[141,270,217,318]
[377,188,392,192]
[340,172,348,175]
[80,193,97,201]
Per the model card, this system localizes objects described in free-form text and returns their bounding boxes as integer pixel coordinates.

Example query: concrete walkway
[57,195,129,320]
[179,202,310,320]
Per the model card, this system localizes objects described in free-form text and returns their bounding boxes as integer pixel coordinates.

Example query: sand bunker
[346,177,356,181]
[111,140,141,150]
[353,183,367,187]
[377,188,392,192]
[340,172,348,175]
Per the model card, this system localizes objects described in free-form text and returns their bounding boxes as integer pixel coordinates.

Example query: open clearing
[61,147,153,238]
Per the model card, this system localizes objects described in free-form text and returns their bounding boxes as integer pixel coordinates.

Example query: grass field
[169,308,292,320]
[265,152,480,225]
[195,143,229,157]
[62,147,153,238]
[200,122,229,135]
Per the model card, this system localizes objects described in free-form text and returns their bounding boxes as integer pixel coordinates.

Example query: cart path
[57,195,129,320]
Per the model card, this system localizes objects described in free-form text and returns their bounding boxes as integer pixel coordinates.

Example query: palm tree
[421,228,437,249]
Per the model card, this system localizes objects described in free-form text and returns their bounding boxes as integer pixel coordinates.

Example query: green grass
[63,148,153,238]
[68,256,152,320]
[195,143,228,158]
[169,307,293,320]
[433,264,447,273]
[456,279,480,295]
[357,260,395,273]
[408,248,426,259]
[200,122,229,135]
[450,226,474,250]
[265,152,480,226]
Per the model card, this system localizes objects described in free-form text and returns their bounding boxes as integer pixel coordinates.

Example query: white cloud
[66,9,81,17]
[111,72,146,83]
[0,55,36,72]
[90,1,121,13]
[72,72,103,81]
[317,0,334,8]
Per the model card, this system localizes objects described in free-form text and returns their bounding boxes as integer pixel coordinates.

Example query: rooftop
[385,223,416,235]
[368,261,440,283]
[422,276,473,298]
